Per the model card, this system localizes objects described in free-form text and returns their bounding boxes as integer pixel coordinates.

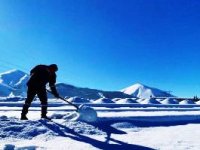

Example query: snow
[93,98,115,103]
[179,99,195,104]
[116,98,138,104]
[68,97,91,103]
[0,83,13,97]
[0,98,200,149]
[140,98,161,104]
[161,98,179,104]
[121,83,173,98]
[0,70,199,149]
[0,69,28,88]
[77,105,98,122]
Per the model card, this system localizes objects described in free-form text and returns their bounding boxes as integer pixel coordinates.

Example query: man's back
[27,65,50,87]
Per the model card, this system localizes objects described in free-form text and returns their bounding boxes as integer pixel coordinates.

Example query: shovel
[47,89,98,122]
[47,89,79,110]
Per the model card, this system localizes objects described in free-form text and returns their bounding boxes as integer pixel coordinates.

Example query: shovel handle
[58,96,79,110]
[47,89,79,110]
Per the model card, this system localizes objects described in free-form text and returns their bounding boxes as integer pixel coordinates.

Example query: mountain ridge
[0,69,133,99]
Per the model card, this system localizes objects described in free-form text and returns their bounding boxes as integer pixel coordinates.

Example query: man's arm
[49,73,59,98]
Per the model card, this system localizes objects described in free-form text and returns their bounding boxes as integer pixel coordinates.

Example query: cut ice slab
[63,105,98,122]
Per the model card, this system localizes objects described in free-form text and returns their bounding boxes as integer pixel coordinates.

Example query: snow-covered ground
[1,98,200,150]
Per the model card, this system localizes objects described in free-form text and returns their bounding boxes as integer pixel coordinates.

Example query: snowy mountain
[0,83,14,97]
[0,69,29,87]
[0,70,175,100]
[0,70,132,99]
[0,69,29,97]
[55,83,133,99]
[121,83,174,99]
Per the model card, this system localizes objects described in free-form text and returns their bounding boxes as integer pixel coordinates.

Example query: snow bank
[161,98,179,104]
[51,105,98,123]
[136,98,144,103]
[179,99,195,104]
[68,97,90,103]
[140,98,160,104]
[112,98,121,102]
[0,116,55,139]
[116,98,138,104]
[93,98,114,103]
[0,115,104,141]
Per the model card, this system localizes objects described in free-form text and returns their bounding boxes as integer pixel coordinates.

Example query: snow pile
[77,105,98,122]
[121,83,173,98]
[0,115,104,141]
[137,98,144,103]
[3,144,38,150]
[0,116,55,139]
[116,98,138,104]
[64,105,98,123]
[5,96,24,102]
[140,98,160,104]
[67,97,90,103]
[161,98,179,104]
[179,99,195,105]
[93,98,114,103]
[156,99,163,102]
[52,105,98,123]
[112,98,121,102]
[196,100,200,104]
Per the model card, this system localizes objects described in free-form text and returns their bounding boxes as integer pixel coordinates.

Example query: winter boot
[21,114,28,120]
[41,106,51,120]
[21,104,29,120]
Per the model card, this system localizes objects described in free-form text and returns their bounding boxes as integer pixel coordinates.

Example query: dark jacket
[27,65,58,95]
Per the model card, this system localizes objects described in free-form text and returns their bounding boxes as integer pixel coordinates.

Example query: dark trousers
[21,86,48,117]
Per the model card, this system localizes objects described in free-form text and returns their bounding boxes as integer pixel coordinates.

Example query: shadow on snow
[39,120,155,150]
[99,115,200,127]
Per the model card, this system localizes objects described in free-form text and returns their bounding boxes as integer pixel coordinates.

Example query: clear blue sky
[0,0,200,97]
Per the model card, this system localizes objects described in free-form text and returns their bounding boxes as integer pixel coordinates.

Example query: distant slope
[121,83,174,99]
[0,70,174,99]
[55,83,133,99]
[0,70,29,97]
[0,69,29,88]
[0,70,133,99]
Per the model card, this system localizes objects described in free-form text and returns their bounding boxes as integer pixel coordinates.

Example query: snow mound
[67,97,90,103]
[136,98,145,103]
[161,98,179,104]
[3,144,39,150]
[5,96,24,102]
[195,100,200,104]
[0,115,104,140]
[78,105,98,122]
[112,98,121,102]
[0,116,55,139]
[93,98,114,103]
[179,99,195,105]
[116,98,138,104]
[62,105,98,123]
[140,98,161,104]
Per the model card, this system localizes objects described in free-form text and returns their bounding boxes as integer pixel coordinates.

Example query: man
[21,64,60,120]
